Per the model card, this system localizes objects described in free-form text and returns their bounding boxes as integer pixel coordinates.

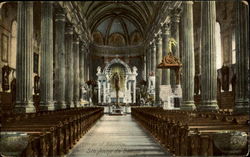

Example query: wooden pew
[1,107,104,156]
[131,107,249,156]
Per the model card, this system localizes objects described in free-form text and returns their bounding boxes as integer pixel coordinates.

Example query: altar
[96,58,138,105]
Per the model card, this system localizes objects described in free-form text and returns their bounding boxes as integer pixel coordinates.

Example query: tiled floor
[67,115,171,157]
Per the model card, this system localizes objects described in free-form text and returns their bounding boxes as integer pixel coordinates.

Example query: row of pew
[131,107,249,156]
[1,107,104,156]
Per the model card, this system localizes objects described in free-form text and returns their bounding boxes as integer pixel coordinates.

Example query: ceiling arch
[77,1,182,46]
[80,1,155,34]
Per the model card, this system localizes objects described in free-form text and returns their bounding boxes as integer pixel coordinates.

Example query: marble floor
[67,115,171,157]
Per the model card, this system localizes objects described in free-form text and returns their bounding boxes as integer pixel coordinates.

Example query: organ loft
[0,1,249,156]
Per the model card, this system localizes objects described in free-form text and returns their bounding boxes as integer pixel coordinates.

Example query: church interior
[0,1,249,156]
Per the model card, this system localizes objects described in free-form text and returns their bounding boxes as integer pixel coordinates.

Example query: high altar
[96,58,138,106]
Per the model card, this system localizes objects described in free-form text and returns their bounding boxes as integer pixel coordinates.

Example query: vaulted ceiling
[77,1,158,46]
[80,1,157,33]
[70,1,182,46]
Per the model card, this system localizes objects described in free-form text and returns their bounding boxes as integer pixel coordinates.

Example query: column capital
[73,33,80,44]
[41,1,54,4]
[161,23,171,35]
[65,23,74,35]
[55,7,66,22]
[149,41,156,48]
[155,34,162,43]
[171,8,181,23]
[183,1,193,5]
[242,1,248,6]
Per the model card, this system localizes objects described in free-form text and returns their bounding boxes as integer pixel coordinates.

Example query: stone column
[65,23,74,108]
[142,54,146,80]
[73,34,80,107]
[107,81,111,103]
[84,51,87,81]
[98,80,101,103]
[151,42,156,75]
[180,1,196,110]
[146,46,151,77]
[234,0,249,114]
[161,23,171,85]
[171,12,181,89]
[40,2,54,111]
[54,7,66,110]
[15,2,35,113]
[86,52,90,81]
[79,43,85,100]
[128,81,132,102]
[103,81,106,103]
[198,1,219,111]
[133,80,136,103]
[155,34,162,104]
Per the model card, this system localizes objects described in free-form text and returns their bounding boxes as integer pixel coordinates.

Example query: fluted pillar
[54,7,66,110]
[151,42,156,75]
[147,47,151,76]
[161,23,170,85]
[65,23,74,108]
[170,12,181,88]
[84,51,87,81]
[234,0,249,114]
[142,54,146,80]
[98,81,101,103]
[85,51,90,81]
[133,80,136,103]
[103,81,106,103]
[73,34,80,107]
[40,2,54,111]
[180,1,196,110]
[79,43,85,100]
[155,34,162,104]
[15,1,35,113]
[198,1,219,111]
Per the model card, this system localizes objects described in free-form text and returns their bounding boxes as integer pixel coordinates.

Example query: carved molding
[90,44,144,57]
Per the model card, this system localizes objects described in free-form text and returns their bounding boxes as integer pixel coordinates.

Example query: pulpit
[157,53,182,110]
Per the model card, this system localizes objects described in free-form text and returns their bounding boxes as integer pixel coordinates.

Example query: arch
[92,31,104,45]
[108,32,126,46]
[103,58,132,75]
[130,30,143,45]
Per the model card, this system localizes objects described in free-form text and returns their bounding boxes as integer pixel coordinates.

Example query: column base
[74,101,80,107]
[197,100,219,111]
[66,101,75,108]
[173,85,182,95]
[40,101,55,111]
[55,101,66,110]
[181,101,196,110]
[15,101,35,113]
[234,101,249,115]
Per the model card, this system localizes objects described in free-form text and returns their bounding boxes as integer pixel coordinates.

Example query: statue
[97,66,101,74]
[34,75,40,95]
[112,72,120,106]
[168,37,177,55]
[2,65,11,92]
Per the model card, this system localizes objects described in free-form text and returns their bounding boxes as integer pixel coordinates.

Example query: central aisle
[67,115,171,157]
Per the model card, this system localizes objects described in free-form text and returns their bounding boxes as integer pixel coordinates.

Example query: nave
[68,115,170,157]
[0,1,249,156]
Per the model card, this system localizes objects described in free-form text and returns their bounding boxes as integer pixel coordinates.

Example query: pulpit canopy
[157,53,182,69]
